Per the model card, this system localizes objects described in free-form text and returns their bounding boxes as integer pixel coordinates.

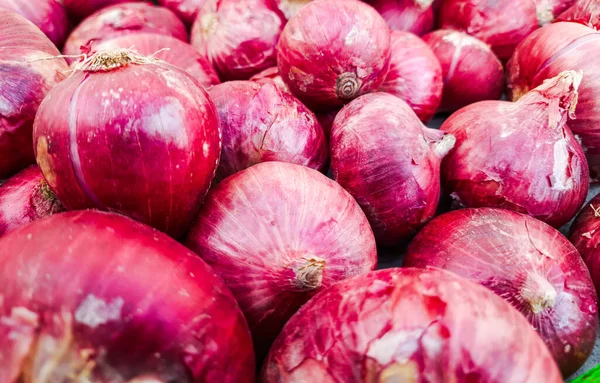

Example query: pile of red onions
[185,161,378,358]
[368,0,435,36]
[0,210,255,382]
[277,0,391,111]
[557,0,600,28]
[62,0,143,20]
[0,11,68,180]
[423,29,504,112]
[441,70,589,228]
[330,93,455,246]
[157,0,207,26]
[262,268,563,382]
[570,192,600,299]
[208,81,328,181]
[0,0,69,47]
[33,48,221,238]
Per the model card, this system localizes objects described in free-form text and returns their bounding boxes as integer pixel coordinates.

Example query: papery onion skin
[32,50,221,238]
[277,0,391,111]
[0,11,68,180]
[441,71,589,228]
[250,66,289,92]
[569,193,600,300]
[405,208,598,377]
[262,268,563,383]
[0,210,255,382]
[368,0,434,36]
[422,29,504,112]
[0,0,69,47]
[274,0,311,19]
[331,93,455,246]
[379,30,442,122]
[157,0,207,26]
[184,161,377,358]
[63,0,143,20]
[557,0,600,29]
[208,81,328,181]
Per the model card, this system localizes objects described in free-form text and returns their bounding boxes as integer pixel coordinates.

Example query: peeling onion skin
[0,0,69,47]
[277,0,392,111]
[330,93,455,246]
[569,193,600,300]
[32,50,221,239]
[63,0,144,21]
[184,162,377,359]
[368,0,435,36]
[441,71,589,228]
[209,81,328,181]
[405,208,598,377]
[422,29,504,113]
[262,268,563,383]
[250,66,289,92]
[0,210,255,382]
[0,11,69,180]
[557,0,600,29]
[157,0,208,26]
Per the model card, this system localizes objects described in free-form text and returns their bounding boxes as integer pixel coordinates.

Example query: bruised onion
[157,0,207,25]
[277,0,391,111]
[32,49,221,238]
[0,210,255,382]
[209,81,328,181]
[330,93,455,246]
[185,161,377,358]
[405,208,598,376]
[441,70,588,228]
[368,0,434,35]
[63,0,143,20]
[250,66,289,92]
[0,0,69,47]
[569,193,600,299]
[422,29,504,112]
[557,0,600,29]
[262,268,563,382]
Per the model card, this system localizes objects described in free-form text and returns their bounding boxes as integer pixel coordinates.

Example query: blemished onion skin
[368,0,434,36]
[250,66,289,92]
[0,210,255,382]
[208,81,328,181]
[191,0,285,81]
[277,0,391,111]
[62,0,143,21]
[330,93,455,246]
[261,268,563,383]
[569,193,600,300]
[405,208,598,377]
[0,0,69,47]
[157,0,207,26]
[0,11,68,180]
[557,0,600,29]
[184,161,377,359]
[63,2,188,63]
[441,71,589,228]
[422,29,504,112]
[379,30,442,122]
[32,50,221,239]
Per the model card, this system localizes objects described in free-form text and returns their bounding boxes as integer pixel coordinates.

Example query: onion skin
[379,31,442,122]
[570,193,600,300]
[63,0,143,20]
[157,0,207,26]
[368,0,434,36]
[262,268,563,382]
[208,81,328,181]
[557,0,600,29]
[422,29,504,112]
[0,210,255,382]
[330,93,455,246]
[0,11,68,180]
[277,0,391,111]
[441,70,589,228]
[184,161,377,358]
[274,0,311,19]
[250,66,289,92]
[0,0,69,47]
[32,50,221,238]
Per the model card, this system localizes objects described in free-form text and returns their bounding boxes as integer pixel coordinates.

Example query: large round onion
[368,0,435,35]
[262,268,563,382]
[33,49,221,238]
[277,0,391,111]
[570,192,600,299]
[0,0,69,47]
[0,210,255,382]
[557,0,600,29]
[157,0,207,26]
[405,208,598,376]
[0,11,68,180]
[441,70,589,228]
[184,161,377,358]
[330,93,455,246]
[208,81,328,181]
[62,0,143,20]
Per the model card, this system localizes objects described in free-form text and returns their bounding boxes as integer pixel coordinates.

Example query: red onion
[262,268,563,382]
[405,208,598,376]
[379,31,442,122]
[0,11,68,180]
[0,210,255,382]
[63,0,143,20]
[368,0,434,36]
[184,161,377,358]
[32,49,221,238]
[63,2,188,63]
[330,93,455,246]
[157,0,207,26]
[250,66,289,92]
[277,0,391,111]
[208,81,328,181]
[191,0,285,81]
[570,193,600,298]
[557,0,600,29]
[0,0,69,47]
[422,29,504,112]
[441,70,589,228]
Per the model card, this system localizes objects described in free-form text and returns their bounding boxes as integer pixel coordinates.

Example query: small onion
[208,81,328,181]
[62,0,143,20]
[250,66,289,92]
[157,0,207,26]
[368,0,435,35]
[405,208,598,376]
[262,268,563,382]
[330,93,455,246]
[557,0,600,29]
[422,29,504,112]
[0,0,69,47]
[441,70,589,228]
[185,161,377,358]
[570,193,600,299]
[277,0,391,111]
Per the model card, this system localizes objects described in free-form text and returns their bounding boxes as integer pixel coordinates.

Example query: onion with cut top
[0,0,69,47]
[368,0,435,36]
[570,193,600,299]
